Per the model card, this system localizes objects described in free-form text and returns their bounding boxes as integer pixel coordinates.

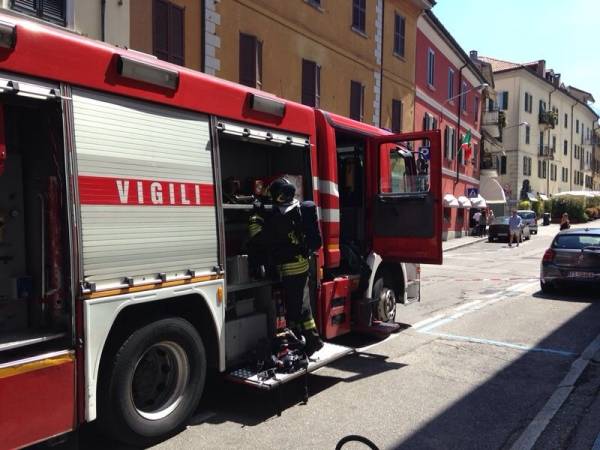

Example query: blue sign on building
[467,187,478,198]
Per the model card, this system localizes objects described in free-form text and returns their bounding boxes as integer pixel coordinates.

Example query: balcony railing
[539,145,554,160]
[539,110,558,128]
[482,110,499,126]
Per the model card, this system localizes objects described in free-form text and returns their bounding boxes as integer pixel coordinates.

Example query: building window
[473,143,478,166]
[301,59,321,107]
[500,155,507,174]
[444,126,455,160]
[552,135,556,153]
[543,161,547,179]
[447,68,454,100]
[498,91,509,110]
[539,131,544,154]
[524,92,533,113]
[239,33,262,88]
[550,164,556,181]
[153,0,185,65]
[391,99,403,133]
[352,0,366,33]
[539,99,546,114]
[474,96,479,121]
[576,119,579,133]
[564,113,568,128]
[393,14,405,57]
[460,81,468,112]
[563,140,568,155]
[525,125,530,144]
[350,80,364,121]
[522,156,532,176]
[427,48,435,86]
[11,0,66,26]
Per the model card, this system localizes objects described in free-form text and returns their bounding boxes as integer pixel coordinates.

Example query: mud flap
[225,342,353,390]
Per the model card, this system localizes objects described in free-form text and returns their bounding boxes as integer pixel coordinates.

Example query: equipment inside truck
[216,121,352,389]
[0,88,71,362]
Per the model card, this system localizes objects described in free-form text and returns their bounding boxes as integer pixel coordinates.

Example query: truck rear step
[226,342,353,390]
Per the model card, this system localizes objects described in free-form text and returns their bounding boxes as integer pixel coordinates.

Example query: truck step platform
[225,342,353,390]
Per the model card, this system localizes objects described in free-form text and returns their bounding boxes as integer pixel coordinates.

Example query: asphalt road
[68,222,600,450]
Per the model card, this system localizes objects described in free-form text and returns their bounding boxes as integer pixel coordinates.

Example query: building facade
[480,57,599,207]
[415,11,487,240]
[2,0,130,47]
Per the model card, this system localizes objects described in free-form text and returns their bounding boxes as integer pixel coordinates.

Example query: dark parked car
[540,228,600,293]
[488,216,531,243]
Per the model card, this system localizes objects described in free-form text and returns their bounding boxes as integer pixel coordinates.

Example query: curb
[443,237,488,253]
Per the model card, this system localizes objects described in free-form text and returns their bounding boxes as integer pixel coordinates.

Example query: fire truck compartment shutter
[217,120,310,148]
[72,88,219,291]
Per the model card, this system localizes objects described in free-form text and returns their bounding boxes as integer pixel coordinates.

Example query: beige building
[1,0,130,47]
[206,0,433,130]
[480,57,599,206]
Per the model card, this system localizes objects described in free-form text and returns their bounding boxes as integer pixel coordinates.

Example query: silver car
[517,210,538,234]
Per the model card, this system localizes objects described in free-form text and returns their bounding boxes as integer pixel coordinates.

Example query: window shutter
[302,59,317,107]
[239,33,257,87]
[41,0,66,25]
[422,114,427,131]
[350,81,362,120]
[153,0,169,62]
[169,3,185,66]
[502,92,508,109]
[500,155,507,174]
[12,0,36,14]
[443,126,449,159]
[432,117,438,130]
[392,100,402,133]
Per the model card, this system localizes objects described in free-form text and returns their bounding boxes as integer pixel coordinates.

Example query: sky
[433,0,600,115]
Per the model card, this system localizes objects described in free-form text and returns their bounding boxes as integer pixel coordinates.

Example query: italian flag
[461,130,472,162]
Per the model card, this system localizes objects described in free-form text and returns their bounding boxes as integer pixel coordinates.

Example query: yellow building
[208,0,433,131]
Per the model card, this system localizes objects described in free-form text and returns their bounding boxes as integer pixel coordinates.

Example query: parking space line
[454,300,481,312]
[411,314,447,330]
[423,331,577,358]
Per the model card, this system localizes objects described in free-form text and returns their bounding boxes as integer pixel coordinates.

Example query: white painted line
[425,332,577,358]
[454,300,482,312]
[411,314,446,330]
[418,317,455,333]
[510,332,600,450]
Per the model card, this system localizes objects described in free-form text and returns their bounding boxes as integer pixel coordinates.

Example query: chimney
[554,73,561,87]
[470,50,478,62]
[536,59,546,77]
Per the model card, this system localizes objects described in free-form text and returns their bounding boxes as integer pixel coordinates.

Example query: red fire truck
[0,13,442,449]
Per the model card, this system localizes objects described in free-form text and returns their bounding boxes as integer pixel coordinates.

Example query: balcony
[482,109,505,139]
[539,145,554,160]
[538,110,558,129]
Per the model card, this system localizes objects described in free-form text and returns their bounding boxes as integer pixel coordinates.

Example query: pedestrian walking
[479,210,487,236]
[472,209,482,236]
[560,212,570,230]
[487,210,495,228]
[508,209,522,247]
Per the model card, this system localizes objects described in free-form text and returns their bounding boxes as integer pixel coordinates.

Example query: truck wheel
[99,317,206,445]
[372,276,397,323]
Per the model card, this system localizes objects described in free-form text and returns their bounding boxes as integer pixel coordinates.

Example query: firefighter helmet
[269,177,295,205]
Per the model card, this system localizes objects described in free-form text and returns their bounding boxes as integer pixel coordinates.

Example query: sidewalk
[442,235,487,252]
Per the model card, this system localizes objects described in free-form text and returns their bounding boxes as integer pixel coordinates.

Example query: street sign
[467,187,478,198]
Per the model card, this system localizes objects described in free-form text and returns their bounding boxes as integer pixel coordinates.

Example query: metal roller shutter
[72,88,218,291]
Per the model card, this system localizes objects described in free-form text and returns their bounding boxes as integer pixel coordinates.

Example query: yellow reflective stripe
[279,259,309,276]
[0,352,74,380]
[248,223,262,238]
[303,318,317,330]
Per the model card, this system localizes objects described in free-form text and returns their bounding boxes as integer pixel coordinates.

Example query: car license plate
[568,271,598,278]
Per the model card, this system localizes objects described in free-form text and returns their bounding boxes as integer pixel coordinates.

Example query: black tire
[540,281,555,294]
[372,274,398,323]
[99,317,206,446]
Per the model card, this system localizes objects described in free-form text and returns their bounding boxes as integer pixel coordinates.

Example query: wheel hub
[375,287,397,323]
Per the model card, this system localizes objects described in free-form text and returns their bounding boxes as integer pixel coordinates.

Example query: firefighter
[248,177,324,356]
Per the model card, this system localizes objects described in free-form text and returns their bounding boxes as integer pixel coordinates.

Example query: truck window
[383,146,429,194]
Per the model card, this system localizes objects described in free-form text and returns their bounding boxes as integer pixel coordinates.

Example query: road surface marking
[424,332,577,358]
[454,300,482,312]
[510,332,600,450]
[411,314,447,330]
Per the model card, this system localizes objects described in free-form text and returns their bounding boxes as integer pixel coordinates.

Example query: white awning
[443,194,459,208]
[470,195,487,208]
[480,176,507,204]
[457,196,472,208]
[526,192,538,202]
[539,194,549,201]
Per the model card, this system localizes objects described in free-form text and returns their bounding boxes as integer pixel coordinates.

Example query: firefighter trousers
[281,271,317,333]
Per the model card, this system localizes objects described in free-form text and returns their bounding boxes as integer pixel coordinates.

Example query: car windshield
[493,216,510,225]
[518,211,535,220]
[553,234,600,249]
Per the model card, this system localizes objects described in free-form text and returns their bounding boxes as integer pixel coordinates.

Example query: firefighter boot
[302,321,324,357]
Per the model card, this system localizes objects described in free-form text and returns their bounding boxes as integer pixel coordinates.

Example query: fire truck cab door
[369,130,442,265]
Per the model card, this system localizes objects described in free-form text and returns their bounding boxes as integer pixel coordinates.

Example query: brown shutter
[392,100,402,133]
[169,3,185,66]
[350,81,362,120]
[315,64,321,108]
[302,59,317,107]
[239,33,257,87]
[153,0,169,62]
[256,39,263,89]
[41,0,66,25]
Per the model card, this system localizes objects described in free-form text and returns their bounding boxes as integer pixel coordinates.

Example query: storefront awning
[480,176,507,204]
[470,195,487,208]
[526,192,538,202]
[457,196,472,208]
[539,194,549,201]
[443,194,459,208]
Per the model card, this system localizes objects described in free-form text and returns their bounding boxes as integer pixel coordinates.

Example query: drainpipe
[455,63,467,185]
[547,85,557,196]
[101,0,106,42]
[378,0,385,128]
[570,101,577,190]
